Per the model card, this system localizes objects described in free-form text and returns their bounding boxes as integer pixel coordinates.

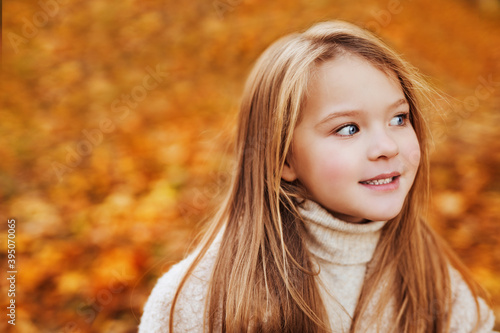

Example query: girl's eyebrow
[315,98,408,129]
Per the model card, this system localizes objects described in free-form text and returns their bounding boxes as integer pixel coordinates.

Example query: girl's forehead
[312,54,399,87]
[305,55,404,110]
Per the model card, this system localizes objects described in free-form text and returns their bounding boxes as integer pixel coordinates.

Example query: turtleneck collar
[298,200,386,266]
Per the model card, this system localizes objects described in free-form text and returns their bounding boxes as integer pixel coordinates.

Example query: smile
[359,172,401,190]
[360,176,396,185]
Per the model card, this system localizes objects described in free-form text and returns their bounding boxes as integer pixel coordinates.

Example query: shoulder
[139,236,222,333]
[448,266,496,333]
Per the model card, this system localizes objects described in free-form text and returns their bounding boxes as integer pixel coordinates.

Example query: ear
[281,157,298,182]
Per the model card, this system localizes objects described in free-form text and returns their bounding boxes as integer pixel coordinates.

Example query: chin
[365,209,402,222]
[365,200,406,221]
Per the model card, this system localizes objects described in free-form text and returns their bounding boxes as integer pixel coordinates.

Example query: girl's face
[282,54,420,223]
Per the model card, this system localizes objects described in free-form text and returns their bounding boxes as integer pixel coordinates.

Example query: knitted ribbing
[299,200,386,332]
[299,200,386,265]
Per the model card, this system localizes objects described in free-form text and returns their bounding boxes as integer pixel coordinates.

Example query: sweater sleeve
[138,239,220,333]
[448,267,496,333]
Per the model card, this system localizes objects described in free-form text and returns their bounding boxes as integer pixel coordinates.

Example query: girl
[139,21,495,332]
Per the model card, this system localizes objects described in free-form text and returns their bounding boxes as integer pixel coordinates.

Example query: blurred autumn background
[1,0,500,331]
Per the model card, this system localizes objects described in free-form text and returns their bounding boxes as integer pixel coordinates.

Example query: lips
[359,172,400,185]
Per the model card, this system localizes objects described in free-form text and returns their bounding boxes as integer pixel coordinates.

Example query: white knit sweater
[139,200,495,332]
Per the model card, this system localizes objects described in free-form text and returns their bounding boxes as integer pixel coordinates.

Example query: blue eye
[390,113,408,126]
[336,124,359,136]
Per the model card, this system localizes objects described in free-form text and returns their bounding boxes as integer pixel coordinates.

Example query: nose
[367,129,399,161]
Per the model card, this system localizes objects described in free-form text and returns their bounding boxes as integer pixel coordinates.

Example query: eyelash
[334,113,410,137]
[390,112,409,126]
[335,123,359,136]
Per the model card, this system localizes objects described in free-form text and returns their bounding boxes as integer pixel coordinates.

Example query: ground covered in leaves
[1,0,500,331]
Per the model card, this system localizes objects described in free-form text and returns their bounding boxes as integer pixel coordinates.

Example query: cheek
[403,132,421,173]
[316,148,358,182]
[294,147,345,189]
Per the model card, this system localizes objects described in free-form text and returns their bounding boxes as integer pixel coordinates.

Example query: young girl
[139,21,496,332]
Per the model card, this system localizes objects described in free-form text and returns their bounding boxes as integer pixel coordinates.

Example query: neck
[298,200,386,265]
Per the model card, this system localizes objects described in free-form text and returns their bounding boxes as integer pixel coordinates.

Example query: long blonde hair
[169,20,489,332]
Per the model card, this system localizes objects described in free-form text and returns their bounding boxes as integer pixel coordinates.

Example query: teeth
[362,177,393,185]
